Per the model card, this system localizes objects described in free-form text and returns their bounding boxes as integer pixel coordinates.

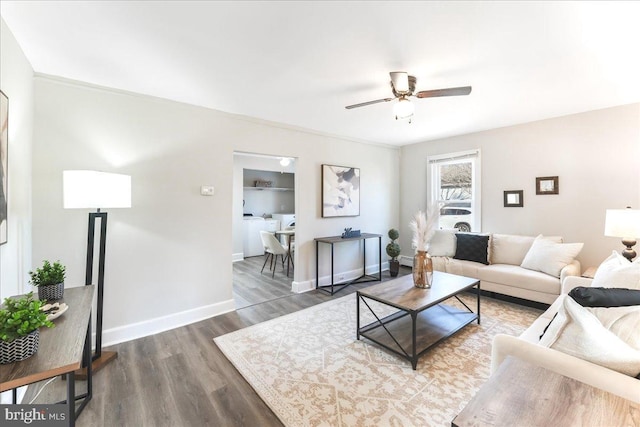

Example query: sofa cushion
[569,286,640,307]
[477,264,560,295]
[439,258,484,278]
[539,295,640,377]
[592,251,640,289]
[454,233,490,265]
[491,234,563,265]
[520,236,583,278]
[429,229,457,257]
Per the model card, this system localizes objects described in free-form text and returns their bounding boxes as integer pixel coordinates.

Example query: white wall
[0,18,34,299]
[400,103,640,269]
[33,76,400,344]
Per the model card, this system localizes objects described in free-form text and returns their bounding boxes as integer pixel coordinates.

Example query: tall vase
[413,251,433,288]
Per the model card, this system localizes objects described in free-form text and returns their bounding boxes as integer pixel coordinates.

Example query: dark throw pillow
[454,233,490,265]
[568,286,640,308]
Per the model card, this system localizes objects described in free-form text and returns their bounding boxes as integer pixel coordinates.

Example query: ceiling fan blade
[390,72,409,93]
[415,86,472,98]
[345,98,394,109]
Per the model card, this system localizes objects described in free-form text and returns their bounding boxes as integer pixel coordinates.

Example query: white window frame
[427,149,481,232]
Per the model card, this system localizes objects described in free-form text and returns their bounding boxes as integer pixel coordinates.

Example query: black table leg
[67,371,75,427]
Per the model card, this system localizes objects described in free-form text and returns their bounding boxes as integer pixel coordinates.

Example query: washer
[271,213,295,229]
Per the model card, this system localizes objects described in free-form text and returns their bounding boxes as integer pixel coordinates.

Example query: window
[428,150,481,232]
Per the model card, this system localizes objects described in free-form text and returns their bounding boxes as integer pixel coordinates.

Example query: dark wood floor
[26,267,412,426]
[232,255,294,309]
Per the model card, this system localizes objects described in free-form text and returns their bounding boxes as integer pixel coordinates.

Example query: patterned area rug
[214,292,541,427]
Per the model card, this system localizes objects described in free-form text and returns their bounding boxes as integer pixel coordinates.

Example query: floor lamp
[63,170,131,375]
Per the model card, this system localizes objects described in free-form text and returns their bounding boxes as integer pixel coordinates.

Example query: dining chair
[259,231,289,278]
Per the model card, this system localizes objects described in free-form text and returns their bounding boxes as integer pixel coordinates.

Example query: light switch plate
[200,186,215,196]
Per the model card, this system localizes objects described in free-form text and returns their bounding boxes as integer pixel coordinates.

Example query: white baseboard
[232,252,244,262]
[292,262,389,294]
[102,298,236,347]
[291,280,314,293]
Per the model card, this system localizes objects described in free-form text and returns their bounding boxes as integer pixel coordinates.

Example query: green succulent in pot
[0,292,54,343]
[0,291,54,364]
[386,228,401,277]
[29,260,66,301]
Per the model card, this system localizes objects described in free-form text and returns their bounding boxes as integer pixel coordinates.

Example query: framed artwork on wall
[0,90,8,245]
[536,176,559,195]
[321,164,360,217]
[503,190,523,207]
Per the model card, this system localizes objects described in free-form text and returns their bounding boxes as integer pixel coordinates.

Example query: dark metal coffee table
[357,271,480,370]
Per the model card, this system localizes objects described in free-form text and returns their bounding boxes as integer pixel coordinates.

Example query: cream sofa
[491,275,640,403]
[430,233,582,304]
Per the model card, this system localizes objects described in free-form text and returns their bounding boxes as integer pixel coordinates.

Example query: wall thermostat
[200,186,215,196]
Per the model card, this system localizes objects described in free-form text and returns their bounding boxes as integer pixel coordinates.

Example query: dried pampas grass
[409,204,440,252]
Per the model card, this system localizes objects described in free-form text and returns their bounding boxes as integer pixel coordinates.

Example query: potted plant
[29,260,66,301]
[0,292,54,364]
[386,228,402,277]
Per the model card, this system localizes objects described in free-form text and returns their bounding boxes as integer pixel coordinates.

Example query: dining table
[274,229,295,276]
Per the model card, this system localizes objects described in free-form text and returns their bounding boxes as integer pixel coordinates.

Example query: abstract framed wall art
[0,90,7,245]
[321,164,360,217]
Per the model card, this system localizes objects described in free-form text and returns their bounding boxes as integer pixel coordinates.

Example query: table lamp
[63,170,131,374]
[604,207,640,262]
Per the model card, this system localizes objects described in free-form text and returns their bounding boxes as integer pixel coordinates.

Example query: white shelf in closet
[243,187,293,192]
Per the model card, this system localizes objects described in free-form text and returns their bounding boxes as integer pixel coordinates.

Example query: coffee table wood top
[358,271,479,312]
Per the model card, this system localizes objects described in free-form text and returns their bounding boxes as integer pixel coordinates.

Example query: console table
[0,286,95,427]
[452,356,640,426]
[314,233,381,295]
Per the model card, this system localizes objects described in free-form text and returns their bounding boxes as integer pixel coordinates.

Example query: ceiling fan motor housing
[390,74,417,97]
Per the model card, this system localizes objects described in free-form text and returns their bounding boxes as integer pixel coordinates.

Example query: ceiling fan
[345,72,472,121]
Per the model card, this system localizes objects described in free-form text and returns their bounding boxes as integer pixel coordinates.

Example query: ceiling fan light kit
[346,71,472,122]
[394,97,414,121]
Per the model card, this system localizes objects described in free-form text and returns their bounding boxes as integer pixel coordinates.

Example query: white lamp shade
[63,170,132,209]
[394,98,414,119]
[604,208,640,238]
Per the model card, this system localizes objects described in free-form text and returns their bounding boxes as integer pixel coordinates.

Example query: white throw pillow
[592,251,640,289]
[539,295,640,377]
[428,229,457,257]
[520,236,583,278]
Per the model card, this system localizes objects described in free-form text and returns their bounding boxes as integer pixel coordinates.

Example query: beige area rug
[214,292,541,427]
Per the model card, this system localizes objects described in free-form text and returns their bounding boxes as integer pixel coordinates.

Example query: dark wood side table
[452,356,640,426]
[314,233,382,295]
[0,286,95,426]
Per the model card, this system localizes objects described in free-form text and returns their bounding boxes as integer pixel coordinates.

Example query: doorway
[232,152,297,309]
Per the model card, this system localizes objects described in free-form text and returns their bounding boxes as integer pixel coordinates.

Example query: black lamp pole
[83,208,117,374]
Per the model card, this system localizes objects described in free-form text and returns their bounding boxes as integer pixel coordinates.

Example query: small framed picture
[536,176,559,195]
[504,190,523,207]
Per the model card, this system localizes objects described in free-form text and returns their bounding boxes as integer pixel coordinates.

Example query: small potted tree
[386,229,401,277]
[29,260,66,301]
[0,292,54,364]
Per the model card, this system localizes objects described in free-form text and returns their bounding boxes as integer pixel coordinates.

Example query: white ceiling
[2,1,639,146]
